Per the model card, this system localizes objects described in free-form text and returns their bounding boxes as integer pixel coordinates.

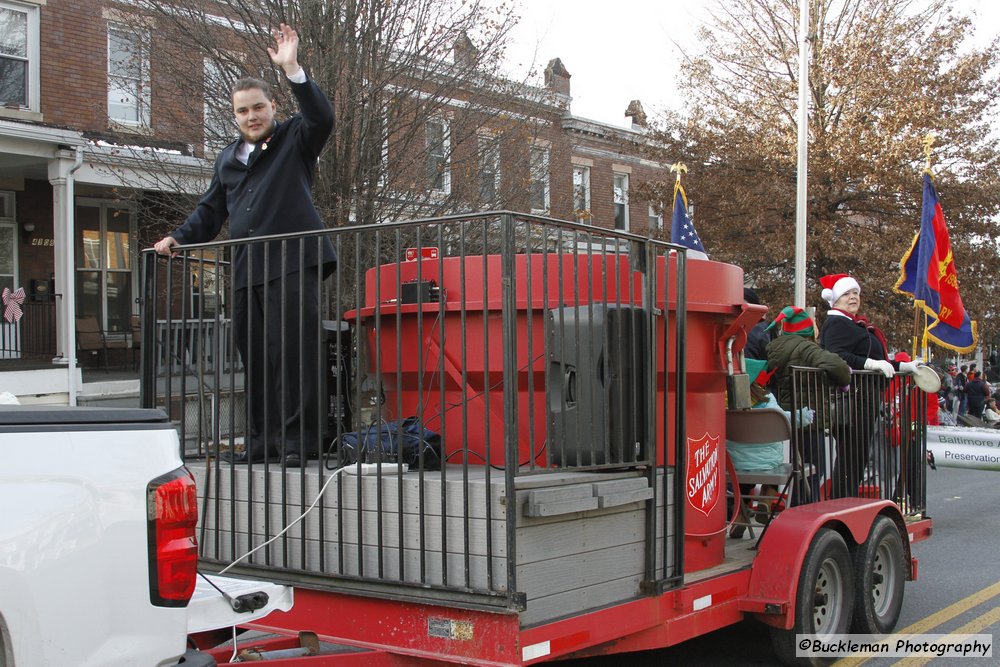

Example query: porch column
[48,148,83,405]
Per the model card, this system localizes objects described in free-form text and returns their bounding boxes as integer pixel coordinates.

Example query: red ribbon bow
[2,287,25,323]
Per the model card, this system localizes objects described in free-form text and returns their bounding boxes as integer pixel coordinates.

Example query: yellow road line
[834,579,1000,667]
[891,604,1000,667]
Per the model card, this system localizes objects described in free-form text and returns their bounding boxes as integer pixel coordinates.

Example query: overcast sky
[507,0,1000,128]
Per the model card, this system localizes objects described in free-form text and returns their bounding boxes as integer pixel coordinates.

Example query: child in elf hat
[727,358,815,535]
[726,359,785,475]
[765,306,851,502]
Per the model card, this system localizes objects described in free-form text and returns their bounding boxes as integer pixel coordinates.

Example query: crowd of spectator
[939,362,1000,426]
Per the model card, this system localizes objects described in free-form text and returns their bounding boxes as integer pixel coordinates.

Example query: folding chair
[726,407,805,539]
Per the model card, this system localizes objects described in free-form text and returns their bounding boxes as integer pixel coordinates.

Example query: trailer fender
[741,498,910,629]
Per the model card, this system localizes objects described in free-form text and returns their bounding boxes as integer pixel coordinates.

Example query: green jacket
[766,334,852,410]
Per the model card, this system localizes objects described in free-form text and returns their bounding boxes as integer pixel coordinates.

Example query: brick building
[0,0,671,403]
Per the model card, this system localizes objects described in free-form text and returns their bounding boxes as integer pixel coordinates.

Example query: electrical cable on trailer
[219,466,348,575]
[326,348,550,471]
[211,467,348,663]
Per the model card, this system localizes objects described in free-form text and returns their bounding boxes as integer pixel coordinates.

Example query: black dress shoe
[221,449,280,464]
[283,452,302,468]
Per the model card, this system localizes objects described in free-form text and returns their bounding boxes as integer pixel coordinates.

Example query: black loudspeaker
[546,305,648,466]
[323,320,354,440]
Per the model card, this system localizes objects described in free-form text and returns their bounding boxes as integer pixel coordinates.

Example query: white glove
[796,407,815,427]
[865,358,896,377]
[899,360,923,374]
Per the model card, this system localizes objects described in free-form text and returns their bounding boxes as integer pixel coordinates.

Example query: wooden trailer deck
[192,463,681,627]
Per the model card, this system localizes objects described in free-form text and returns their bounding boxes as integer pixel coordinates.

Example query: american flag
[671,181,707,257]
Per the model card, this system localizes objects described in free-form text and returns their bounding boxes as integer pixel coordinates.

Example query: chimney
[453,32,479,69]
[544,58,571,97]
[625,100,647,129]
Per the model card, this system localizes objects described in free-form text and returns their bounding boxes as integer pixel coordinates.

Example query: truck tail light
[147,467,199,607]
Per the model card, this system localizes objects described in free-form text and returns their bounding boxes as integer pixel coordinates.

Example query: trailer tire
[851,515,905,634]
[771,528,854,666]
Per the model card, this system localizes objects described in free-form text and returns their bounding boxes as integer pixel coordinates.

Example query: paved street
[564,464,1000,666]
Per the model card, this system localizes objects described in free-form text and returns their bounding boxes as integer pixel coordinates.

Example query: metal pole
[794,0,810,308]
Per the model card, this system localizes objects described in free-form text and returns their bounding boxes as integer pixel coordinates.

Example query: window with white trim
[107,22,150,126]
[0,1,40,112]
[613,172,629,230]
[478,134,500,206]
[529,146,550,213]
[572,165,591,222]
[377,109,388,187]
[75,200,135,333]
[648,205,663,230]
[0,191,17,297]
[203,58,233,151]
[425,118,451,193]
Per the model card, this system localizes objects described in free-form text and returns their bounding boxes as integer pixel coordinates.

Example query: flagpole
[794,0,810,308]
[912,299,924,359]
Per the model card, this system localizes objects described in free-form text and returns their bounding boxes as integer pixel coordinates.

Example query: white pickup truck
[0,406,215,667]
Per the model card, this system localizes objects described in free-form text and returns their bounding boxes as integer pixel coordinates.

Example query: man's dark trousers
[235,267,322,460]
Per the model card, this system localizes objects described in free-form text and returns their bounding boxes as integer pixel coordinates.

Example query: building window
[648,205,663,230]
[377,108,389,187]
[203,58,232,151]
[107,23,150,126]
[613,173,629,230]
[0,1,40,112]
[426,118,450,193]
[0,191,16,296]
[75,201,134,333]
[573,165,591,222]
[478,134,500,206]
[529,146,550,213]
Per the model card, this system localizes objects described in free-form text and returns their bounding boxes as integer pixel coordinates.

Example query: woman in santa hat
[817,273,922,499]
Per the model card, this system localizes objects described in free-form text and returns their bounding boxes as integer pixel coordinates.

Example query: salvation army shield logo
[686,432,721,516]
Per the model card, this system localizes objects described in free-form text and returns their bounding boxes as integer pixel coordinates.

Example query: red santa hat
[820,273,861,307]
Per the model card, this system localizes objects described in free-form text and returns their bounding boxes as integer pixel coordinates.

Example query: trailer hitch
[236,632,320,661]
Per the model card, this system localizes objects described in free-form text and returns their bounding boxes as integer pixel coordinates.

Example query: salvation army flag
[894,173,978,353]
[671,181,708,258]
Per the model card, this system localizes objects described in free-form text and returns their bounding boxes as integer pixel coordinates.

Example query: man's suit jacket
[172,76,337,289]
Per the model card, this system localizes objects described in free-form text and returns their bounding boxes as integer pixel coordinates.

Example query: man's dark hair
[743,287,761,305]
[233,77,274,101]
[961,365,968,372]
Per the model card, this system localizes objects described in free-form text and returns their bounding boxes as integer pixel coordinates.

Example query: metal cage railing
[790,366,928,517]
[139,211,688,612]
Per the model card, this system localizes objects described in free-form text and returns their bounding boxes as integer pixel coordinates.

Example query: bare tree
[639,0,1000,345]
[106,0,555,234]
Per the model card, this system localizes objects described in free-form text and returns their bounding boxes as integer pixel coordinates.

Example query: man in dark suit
[155,24,336,467]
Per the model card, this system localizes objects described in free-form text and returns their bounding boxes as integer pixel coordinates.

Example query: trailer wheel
[851,515,905,634]
[771,528,855,666]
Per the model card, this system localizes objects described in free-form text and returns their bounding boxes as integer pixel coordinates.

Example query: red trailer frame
[192,502,930,666]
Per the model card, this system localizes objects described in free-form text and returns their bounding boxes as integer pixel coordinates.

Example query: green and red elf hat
[745,358,775,386]
[766,306,816,338]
